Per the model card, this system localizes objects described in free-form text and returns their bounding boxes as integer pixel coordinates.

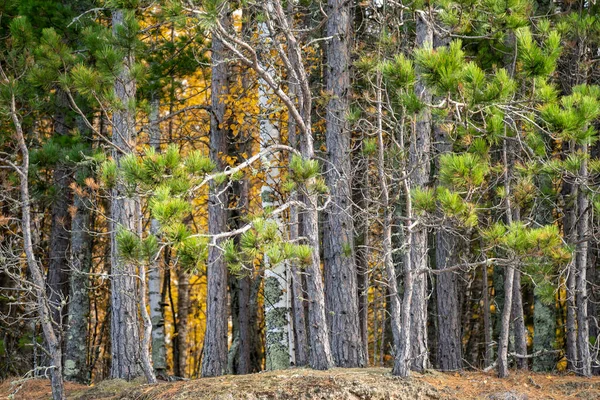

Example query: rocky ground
[2,368,600,400]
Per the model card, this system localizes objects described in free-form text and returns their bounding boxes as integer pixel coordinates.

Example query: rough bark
[576,142,591,376]
[177,269,190,377]
[46,163,72,336]
[201,10,230,377]
[409,12,432,373]
[559,137,577,372]
[64,193,92,383]
[275,0,333,370]
[512,269,528,370]
[432,28,462,371]
[482,262,493,368]
[435,232,462,371]
[109,9,143,381]
[324,0,364,368]
[287,30,309,368]
[354,156,370,366]
[46,92,73,342]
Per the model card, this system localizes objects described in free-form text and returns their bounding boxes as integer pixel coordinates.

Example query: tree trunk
[46,91,73,349]
[201,9,230,377]
[576,142,591,376]
[482,261,493,368]
[286,24,309,368]
[177,269,190,377]
[148,96,167,377]
[512,269,528,370]
[497,138,515,379]
[109,9,143,380]
[46,163,72,337]
[435,232,462,371]
[408,12,432,373]
[258,24,293,368]
[64,192,92,383]
[279,0,334,370]
[354,156,370,366]
[324,0,364,368]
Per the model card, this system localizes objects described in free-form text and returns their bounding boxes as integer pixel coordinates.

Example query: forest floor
[2,367,600,400]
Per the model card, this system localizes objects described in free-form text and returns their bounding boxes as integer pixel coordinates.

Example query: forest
[0,0,599,399]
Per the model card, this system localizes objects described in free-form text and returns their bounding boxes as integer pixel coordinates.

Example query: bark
[482,262,493,368]
[435,232,462,371]
[372,71,401,378]
[11,93,66,399]
[566,215,578,372]
[432,27,462,370]
[64,193,92,383]
[177,269,190,377]
[109,9,144,381]
[576,142,591,376]
[213,0,333,370]
[512,269,528,370]
[324,0,364,368]
[287,24,309,368]
[259,22,293,368]
[201,9,230,377]
[274,0,333,370]
[148,97,167,377]
[237,275,252,373]
[137,214,157,384]
[497,139,515,379]
[46,163,72,335]
[354,157,370,366]
[408,12,432,373]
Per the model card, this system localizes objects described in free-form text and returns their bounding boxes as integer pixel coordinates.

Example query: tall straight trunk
[47,92,72,338]
[110,9,143,380]
[148,96,167,377]
[277,0,333,370]
[64,192,92,383]
[286,18,309,367]
[201,10,230,377]
[565,180,578,371]
[576,142,591,376]
[435,232,462,370]
[259,23,293,369]
[10,92,65,399]
[408,12,432,372]
[324,0,364,368]
[301,150,333,370]
[47,164,72,333]
[432,28,462,371]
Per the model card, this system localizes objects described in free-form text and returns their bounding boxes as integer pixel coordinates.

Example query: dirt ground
[2,368,600,400]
